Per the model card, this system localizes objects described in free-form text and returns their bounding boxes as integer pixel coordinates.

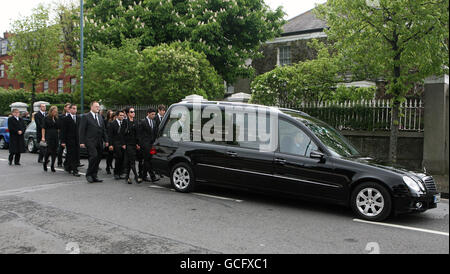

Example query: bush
[331,86,376,102]
[0,87,91,115]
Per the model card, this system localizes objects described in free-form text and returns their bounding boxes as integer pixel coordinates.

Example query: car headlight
[403,176,423,194]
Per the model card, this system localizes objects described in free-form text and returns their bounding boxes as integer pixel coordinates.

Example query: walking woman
[105,110,115,174]
[41,106,59,172]
[123,107,142,184]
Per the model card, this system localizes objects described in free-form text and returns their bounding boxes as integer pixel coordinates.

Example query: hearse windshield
[283,110,361,158]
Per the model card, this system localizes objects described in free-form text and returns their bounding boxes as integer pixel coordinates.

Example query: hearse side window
[279,119,318,157]
[0,118,5,127]
[225,110,271,150]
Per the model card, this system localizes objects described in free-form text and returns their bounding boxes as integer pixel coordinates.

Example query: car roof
[172,101,310,117]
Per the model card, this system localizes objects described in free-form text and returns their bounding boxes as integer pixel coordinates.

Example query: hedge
[0,87,92,115]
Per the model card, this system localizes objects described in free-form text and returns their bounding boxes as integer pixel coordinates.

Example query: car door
[273,119,345,201]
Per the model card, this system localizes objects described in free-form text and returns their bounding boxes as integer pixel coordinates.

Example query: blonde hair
[48,106,59,119]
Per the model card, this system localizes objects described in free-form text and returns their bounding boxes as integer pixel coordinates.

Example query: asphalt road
[0,150,448,254]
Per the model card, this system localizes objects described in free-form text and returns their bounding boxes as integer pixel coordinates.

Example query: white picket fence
[279,98,424,132]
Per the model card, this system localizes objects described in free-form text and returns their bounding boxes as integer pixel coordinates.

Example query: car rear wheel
[170,162,196,193]
[27,138,36,153]
[351,182,392,222]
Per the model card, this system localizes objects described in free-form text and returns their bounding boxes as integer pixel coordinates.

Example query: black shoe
[93,177,103,183]
[126,178,132,184]
[43,162,48,171]
[136,178,143,184]
[51,166,56,172]
[151,176,160,183]
[72,171,81,177]
[86,176,94,183]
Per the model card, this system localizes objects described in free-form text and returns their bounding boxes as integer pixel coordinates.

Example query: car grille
[423,177,437,192]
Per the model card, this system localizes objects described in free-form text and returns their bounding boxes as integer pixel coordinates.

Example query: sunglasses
[129,111,135,113]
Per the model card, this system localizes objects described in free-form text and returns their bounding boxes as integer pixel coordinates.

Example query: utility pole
[80,0,84,113]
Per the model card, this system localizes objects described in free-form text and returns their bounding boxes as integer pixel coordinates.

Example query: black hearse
[151,100,440,221]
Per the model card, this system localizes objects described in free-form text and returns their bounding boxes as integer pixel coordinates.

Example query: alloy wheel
[356,187,385,217]
[173,167,190,190]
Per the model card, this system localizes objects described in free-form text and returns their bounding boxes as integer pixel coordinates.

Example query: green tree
[83,0,285,83]
[6,5,63,110]
[138,42,224,105]
[251,40,339,105]
[316,0,449,163]
[83,39,143,105]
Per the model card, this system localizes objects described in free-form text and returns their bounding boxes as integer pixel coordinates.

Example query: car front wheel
[351,182,392,221]
[170,162,196,193]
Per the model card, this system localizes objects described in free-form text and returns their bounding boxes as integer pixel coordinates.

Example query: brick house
[0,32,77,94]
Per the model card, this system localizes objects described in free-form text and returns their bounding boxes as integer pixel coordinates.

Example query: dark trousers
[57,142,64,166]
[113,145,125,176]
[66,142,80,172]
[86,141,103,178]
[38,146,45,162]
[9,153,20,164]
[124,145,138,179]
[44,142,58,168]
[142,145,156,179]
[106,150,114,170]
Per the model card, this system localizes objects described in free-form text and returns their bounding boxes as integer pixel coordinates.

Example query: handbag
[39,140,47,147]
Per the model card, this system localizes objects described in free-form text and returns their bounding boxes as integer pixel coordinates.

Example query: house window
[57,79,63,93]
[0,64,4,78]
[71,58,77,67]
[70,78,76,92]
[279,46,291,66]
[19,83,24,89]
[1,41,7,55]
[43,81,49,91]
[59,54,64,69]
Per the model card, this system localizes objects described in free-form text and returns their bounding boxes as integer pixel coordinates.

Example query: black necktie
[95,114,100,126]
[118,121,121,133]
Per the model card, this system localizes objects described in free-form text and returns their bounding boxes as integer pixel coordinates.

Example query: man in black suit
[138,108,159,182]
[35,103,47,163]
[154,104,166,130]
[108,110,126,180]
[79,101,109,183]
[57,103,71,167]
[7,109,26,165]
[61,104,81,177]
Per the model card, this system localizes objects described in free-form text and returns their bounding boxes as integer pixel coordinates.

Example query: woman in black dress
[123,107,142,184]
[105,110,115,174]
[41,106,59,172]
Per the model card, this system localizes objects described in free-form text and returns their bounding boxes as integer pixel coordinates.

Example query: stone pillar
[423,75,449,176]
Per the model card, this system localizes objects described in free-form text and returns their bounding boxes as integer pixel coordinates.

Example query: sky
[0,0,327,36]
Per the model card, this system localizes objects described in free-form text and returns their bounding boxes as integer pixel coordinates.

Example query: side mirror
[310,150,325,160]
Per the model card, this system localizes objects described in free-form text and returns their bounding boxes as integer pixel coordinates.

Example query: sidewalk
[433,175,449,199]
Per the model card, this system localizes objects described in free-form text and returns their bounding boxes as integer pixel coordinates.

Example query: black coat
[79,112,108,147]
[154,114,164,130]
[7,116,26,154]
[139,118,158,150]
[35,111,46,141]
[107,120,125,147]
[60,114,80,145]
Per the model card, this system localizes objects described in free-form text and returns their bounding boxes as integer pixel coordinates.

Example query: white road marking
[147,185,243,202]
[353,219,449,237]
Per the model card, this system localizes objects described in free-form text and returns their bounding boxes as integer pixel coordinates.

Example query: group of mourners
[7,101,166,185]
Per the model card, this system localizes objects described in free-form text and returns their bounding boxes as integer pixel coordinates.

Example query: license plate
[434,193,441,203]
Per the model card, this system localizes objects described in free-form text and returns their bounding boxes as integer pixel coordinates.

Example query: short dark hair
[147,108,156,114]
[90,101,99,107]
[115,110,124,116]
[158,104,166,111]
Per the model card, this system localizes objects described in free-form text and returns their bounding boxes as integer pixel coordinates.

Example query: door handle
[227,151,237,157]
[275,158,286,165]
